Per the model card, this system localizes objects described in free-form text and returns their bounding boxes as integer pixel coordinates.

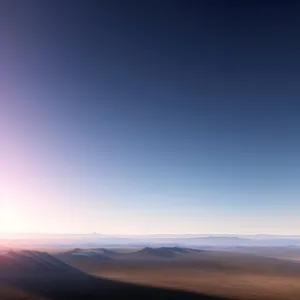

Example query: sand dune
[0,250,227,300]
[3,248,300,299]
[56,247,300,300]
[0,250,83,277]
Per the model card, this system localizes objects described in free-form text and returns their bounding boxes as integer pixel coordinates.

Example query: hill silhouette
[58,246,203,262]
[64,248,114,259]
[134,247,202,258]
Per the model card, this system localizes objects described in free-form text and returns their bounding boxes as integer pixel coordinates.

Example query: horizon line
[1,232,300,237]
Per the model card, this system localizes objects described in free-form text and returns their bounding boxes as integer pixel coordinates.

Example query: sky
[1,0,300,235]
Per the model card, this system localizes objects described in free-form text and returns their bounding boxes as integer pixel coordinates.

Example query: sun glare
[0,194,24,233]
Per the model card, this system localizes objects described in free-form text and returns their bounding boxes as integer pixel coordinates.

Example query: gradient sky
[1,1,300,234]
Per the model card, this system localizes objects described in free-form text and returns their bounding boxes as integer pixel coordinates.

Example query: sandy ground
[93,267,300,300]
[2,247,300,300]
[57,249,300,300]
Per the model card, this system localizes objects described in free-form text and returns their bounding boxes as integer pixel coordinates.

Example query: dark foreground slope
[0,250,229,300]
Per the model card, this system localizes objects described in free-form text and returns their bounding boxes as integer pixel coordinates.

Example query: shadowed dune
[1,275,231,300]
[0,250,84,277]
[3,249,300,299]
[0,250,230,300]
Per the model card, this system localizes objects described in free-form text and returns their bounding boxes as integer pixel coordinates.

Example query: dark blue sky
[1,1,300,234]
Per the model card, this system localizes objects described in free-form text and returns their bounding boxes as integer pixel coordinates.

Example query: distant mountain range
[2,233,300,248]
